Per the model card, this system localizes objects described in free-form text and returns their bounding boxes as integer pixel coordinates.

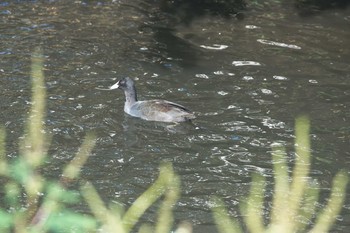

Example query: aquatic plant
[212,116,349,233]
[0,48,97,233]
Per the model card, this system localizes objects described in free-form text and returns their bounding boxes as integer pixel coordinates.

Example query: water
[1,1,349,232]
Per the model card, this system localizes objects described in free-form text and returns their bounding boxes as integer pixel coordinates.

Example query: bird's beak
[109,81,120,90]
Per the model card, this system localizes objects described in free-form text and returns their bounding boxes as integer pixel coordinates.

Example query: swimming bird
[110,77,195,122]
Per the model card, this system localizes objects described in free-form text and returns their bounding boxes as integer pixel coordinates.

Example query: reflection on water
[1,1,349,232]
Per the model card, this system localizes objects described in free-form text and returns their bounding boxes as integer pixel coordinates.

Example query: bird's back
[128,100,195,122]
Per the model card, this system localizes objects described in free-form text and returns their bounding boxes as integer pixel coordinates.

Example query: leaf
[45,183,80,204]
[44,211,97,233]
[211,196,243,233]
[0,209,13,230]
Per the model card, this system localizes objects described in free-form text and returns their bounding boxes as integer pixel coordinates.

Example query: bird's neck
[124,86,138,105]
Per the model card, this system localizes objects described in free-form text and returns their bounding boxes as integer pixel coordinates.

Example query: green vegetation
[0,48,348,232]
[212,116,349,233]
[0,48,97,233]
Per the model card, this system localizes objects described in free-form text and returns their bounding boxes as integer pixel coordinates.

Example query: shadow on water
[295,0,350,15]
[151,27,201,68]
[131,0,246,69]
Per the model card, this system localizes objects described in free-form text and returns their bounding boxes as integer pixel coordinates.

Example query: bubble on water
[309,79,318,84]
[261,88,273,95]
[273,75,288,80]
[213,70,224,75]
[218,91,229,96]
[245,25,260,29]
[242,76,254,81]
[195,74,209,79]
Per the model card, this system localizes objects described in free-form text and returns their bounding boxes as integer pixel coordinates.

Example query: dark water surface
[1,1,349,232]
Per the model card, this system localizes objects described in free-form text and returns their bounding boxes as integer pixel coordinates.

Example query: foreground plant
[212,116,348,233]
[0,48,97,233]
[0,48,188,233]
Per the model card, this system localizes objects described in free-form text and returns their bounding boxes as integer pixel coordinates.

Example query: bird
[109,77,195,123]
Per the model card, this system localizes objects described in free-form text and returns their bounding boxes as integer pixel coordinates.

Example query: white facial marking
[110,81,120,90]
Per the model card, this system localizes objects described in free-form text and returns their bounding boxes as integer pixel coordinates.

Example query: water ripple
[261,117,286,129]
[257,39,302,49]
[200,44,228,50]
[232,61,262,66]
